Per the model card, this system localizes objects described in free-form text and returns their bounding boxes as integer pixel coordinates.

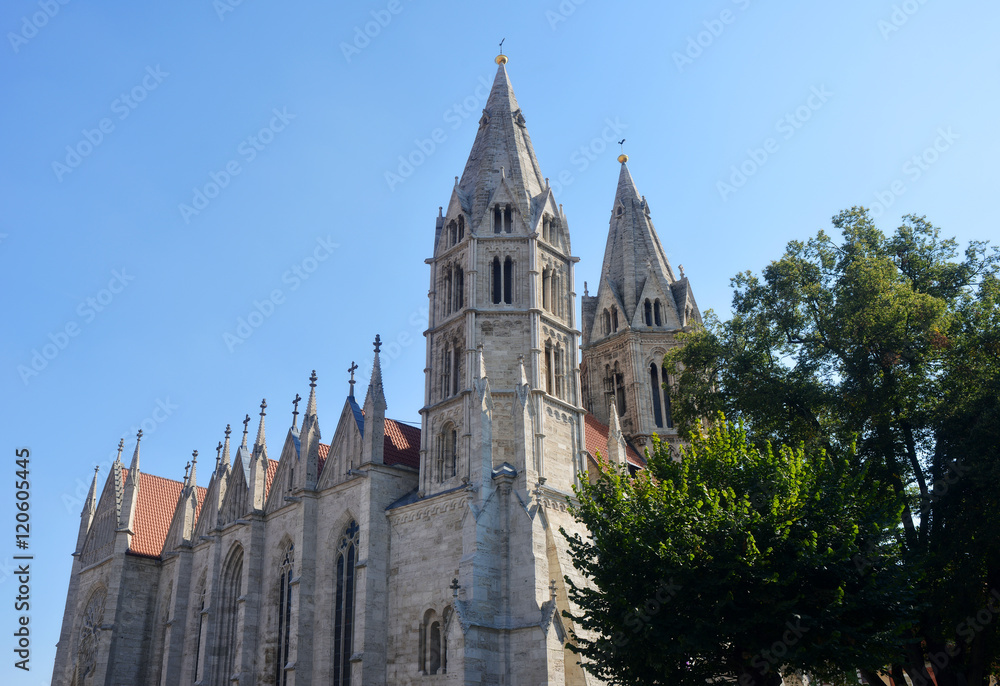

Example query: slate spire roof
[456,59,547,220]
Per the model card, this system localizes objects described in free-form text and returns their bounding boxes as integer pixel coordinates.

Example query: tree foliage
[665,209,1000,686]
[564,420,908,686]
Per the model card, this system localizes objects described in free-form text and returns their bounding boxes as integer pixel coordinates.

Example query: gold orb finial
[618,153,629,164]
[495,54,508,65]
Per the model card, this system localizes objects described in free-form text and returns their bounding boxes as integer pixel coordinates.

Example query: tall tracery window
[444,271,452,316]
[194,586,207,684]
[275,543,294,686]
[493,205,502,234]
[503,204,513,233]
[662,364,673,428]
[602,309,611,335]
[650,363,664,428]
[333,521,360,686]
[448,220,457,247]
[438,426,457,482]
[452,346,461,396]
[457,215,464,241]
[442,347,452,400]
[491,256,514,305]
[654,299,663,326]
[76,586,107,684]
[453,267,464,311]
[611,306,619,332]
[644,299,652,326]
[217,546,244,685]
[613,362,626,413]
[542,268,551,310]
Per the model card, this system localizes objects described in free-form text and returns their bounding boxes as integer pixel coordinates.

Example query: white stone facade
[52,57,698,686]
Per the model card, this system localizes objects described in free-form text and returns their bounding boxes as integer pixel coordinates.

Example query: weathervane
[618,139,628,164]
[499,37,505,55]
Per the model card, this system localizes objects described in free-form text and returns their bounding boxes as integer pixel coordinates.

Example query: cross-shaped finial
[216,441,223,458]
[292,393,302,427]
[242,413,251,443]
[183,462,190,481]
[225,423,232,440]
[450,577,460,597]
[348,361,358,396]
[260,398,267,416]
[115,438,124,461]
[373,334,382,353]
[136,428,143,442]
[309,370,317,389]
[192,449,198,462]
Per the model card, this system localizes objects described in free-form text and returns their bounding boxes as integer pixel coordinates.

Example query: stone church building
[51,54,701,685]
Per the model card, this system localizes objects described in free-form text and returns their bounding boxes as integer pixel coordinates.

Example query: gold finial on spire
[496,37,507,64]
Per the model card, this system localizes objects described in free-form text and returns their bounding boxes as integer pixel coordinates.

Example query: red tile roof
[124,469,207,559]
[317,443,329,476]
[265,458,279,496]
[583,413,645,468]
[384,418,420,469]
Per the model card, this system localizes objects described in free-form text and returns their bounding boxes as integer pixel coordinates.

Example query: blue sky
[2,1,998,681]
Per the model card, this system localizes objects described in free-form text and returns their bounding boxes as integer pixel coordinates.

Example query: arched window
[193,586,207,684]
[448,220,457,247]
[611,307,619,332]
[654,299,662,326]
[503,204,513,233]
[452,346,461,396]
[457,215,465,242]
[454,267,464,311]
[430,622,442,673]
[493,205,502,234]
[442,347,452,400]
[602,309,611,335]
[444,270,452,316]
[650,363,663,428]
[275,543,294,686]
[333,521,360,686]
[76,586,107,684]
[662,365,673,428]
[542,268,551,310]
[217,546,244,685]
[491,257,502,304]
[555,346,564,399]
[542,216,549,242]
[545,341,554,395]
[503,257,513,304]
[614,362,626,413]
[438,427,457,482]
[644,299,652,326]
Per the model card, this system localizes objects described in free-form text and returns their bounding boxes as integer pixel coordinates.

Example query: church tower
[581,154,702,451]
[420,53,587,497]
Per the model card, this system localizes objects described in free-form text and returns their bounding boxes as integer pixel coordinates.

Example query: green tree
[563,419,908,686]
[666,208,1000,686]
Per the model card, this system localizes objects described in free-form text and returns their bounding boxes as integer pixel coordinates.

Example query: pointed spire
[306,370,318,417]
[84,466,99,516]
[114,438,124,465]
[607,399,627,467]
[456,54,546,221]
[362,334,387,466]
[127,429,142,483]
[477,344,488,380]
[255,399,267,449]
[517,354,528,387]
[189,450,198,490]
[222,424,232,469]
[367,335,385,406]
[183,461,190,485]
